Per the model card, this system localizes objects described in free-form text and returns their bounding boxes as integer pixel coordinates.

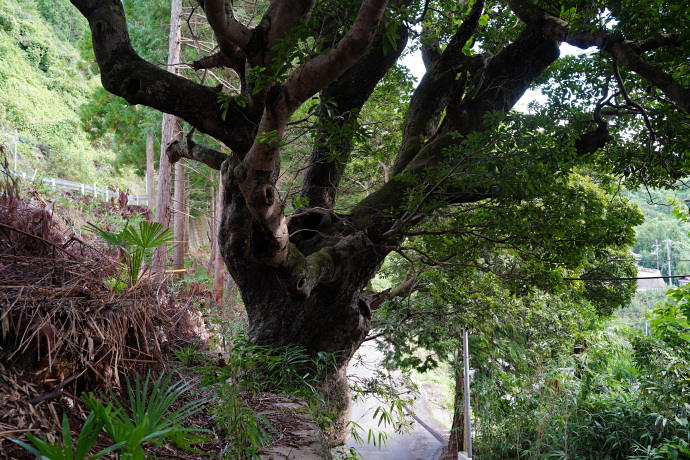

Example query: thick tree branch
[606,40,690,113]
[629,34,682,54]
[443,25,560,135]
[394,0,484,176]
[230,0,391,277]
[261,1,316,67]
[283,0,390,107]
[167,139,228,170]
[353,117,614,239]
[301,24,409,209]
[70,0,257,155]
[507,0,690,113]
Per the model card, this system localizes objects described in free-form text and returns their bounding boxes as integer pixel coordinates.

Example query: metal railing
[10,169,149,206]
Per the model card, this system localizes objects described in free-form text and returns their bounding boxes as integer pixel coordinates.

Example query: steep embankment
[0,0,129,186]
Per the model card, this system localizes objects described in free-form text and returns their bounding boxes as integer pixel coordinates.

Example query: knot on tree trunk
[254,183,275,206]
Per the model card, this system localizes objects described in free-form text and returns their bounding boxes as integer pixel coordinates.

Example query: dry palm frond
[0,153,170,441]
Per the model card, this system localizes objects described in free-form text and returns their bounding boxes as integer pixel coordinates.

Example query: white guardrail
[10,169,149,206]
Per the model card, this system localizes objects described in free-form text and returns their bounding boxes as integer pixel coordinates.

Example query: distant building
[678,277,690,286]
[637,267,667,290]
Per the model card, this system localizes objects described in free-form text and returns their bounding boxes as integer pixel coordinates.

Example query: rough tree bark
[69,0,690,439]
[151,0,183,281]
[442,350,466,460]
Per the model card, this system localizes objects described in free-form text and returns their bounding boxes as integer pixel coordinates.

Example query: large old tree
[71,0,690,406]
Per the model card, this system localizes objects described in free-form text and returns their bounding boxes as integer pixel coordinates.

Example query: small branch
[611,57,656,144]
[191,50,234,70]
[27,372,83,405]
[414,0,433,24]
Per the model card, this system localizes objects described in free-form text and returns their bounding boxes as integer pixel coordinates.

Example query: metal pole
[463,328,472,458]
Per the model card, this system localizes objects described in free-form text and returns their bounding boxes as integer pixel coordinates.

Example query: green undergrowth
[11,371,212,459]
[472,307,690,459]
[10,336,345,460]
[191,335,342,459]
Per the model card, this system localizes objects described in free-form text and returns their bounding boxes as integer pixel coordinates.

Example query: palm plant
[86,221,173,286]
[83,372,211,458]
[9,412,124,460]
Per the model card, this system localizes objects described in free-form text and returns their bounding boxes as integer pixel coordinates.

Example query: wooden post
[183,171,190,254]
[146,130,156,212]
[172,160,187,275]
[151,0,183,283]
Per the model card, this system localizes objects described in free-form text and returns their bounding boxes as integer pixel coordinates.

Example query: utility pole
[652,240,660,271]
[213,174,225,302]
[663,239,673,284]
[173,160,188,275]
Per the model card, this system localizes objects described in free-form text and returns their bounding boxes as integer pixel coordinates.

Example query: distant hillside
[625,186,690,283]
[0,0,137,188]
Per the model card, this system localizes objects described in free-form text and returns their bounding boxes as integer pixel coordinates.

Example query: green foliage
[468,286,690,459]
[376,165,640,376]
[34,0,87,44]
[86,220,173,286]
[210,383,273,460]
[9,412,123,460]
[174,342,203,367]
[12,372,208,459]
[196,337,338,459]
[615,288,668,333]
[83,372,211,457]
[646,284,690,347]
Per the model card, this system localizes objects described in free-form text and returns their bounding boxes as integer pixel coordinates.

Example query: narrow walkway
[342,341,448,460]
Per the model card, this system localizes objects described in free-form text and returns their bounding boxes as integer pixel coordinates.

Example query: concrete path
[338,341,448,460]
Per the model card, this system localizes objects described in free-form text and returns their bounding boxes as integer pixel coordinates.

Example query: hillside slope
[0,0,133,187]
[626,187,690,281]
